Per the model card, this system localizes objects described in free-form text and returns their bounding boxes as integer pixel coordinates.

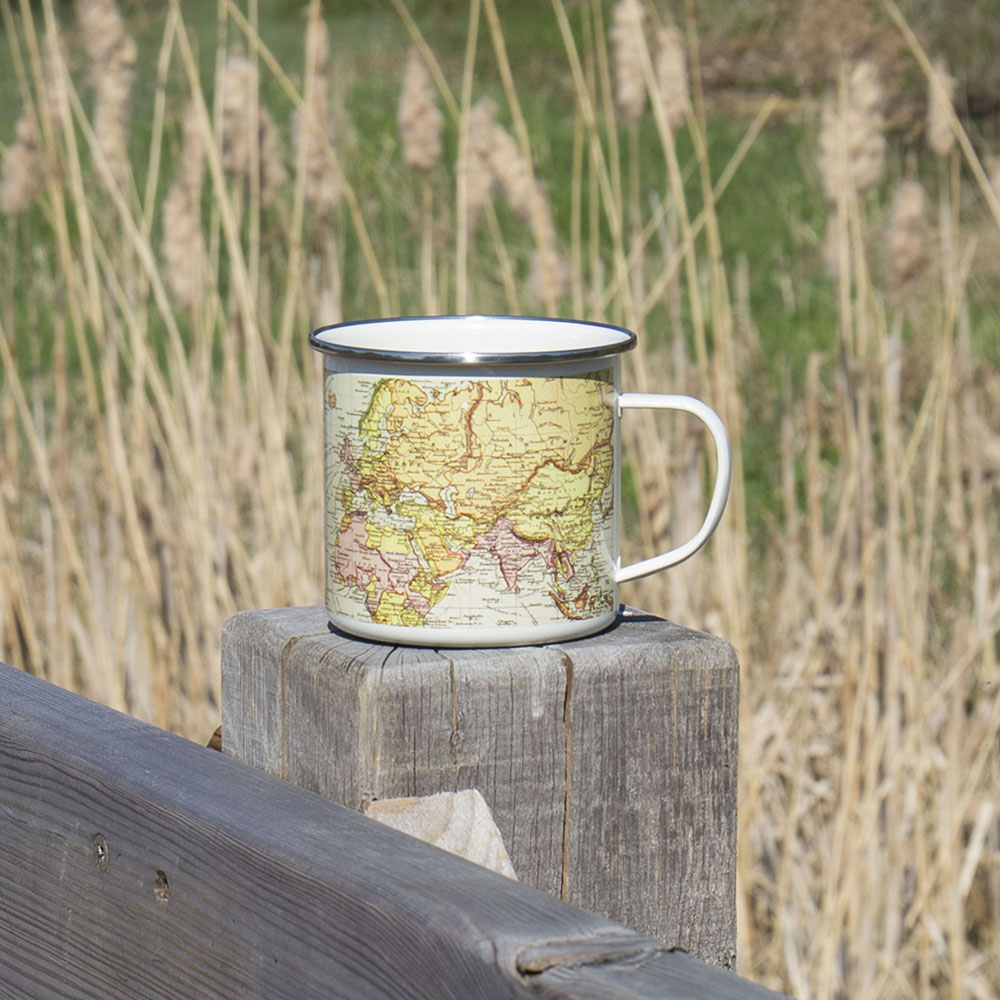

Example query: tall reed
[0,2,996,997]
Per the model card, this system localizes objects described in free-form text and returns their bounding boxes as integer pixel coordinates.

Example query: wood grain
[0,662,782,1000]
[366,789,518,879]
[221,605,739,964]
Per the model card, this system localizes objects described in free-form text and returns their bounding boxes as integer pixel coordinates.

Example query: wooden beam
[0,662,783,1000]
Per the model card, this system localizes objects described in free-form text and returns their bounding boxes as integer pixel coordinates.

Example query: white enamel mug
[310,315,730,647]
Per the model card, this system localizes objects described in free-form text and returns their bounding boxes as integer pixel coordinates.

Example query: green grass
[0,2,986,365]
[2,2,993,421]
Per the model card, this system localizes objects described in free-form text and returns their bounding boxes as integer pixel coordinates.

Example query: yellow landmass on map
[506,453,612,550]
[359,375,613,540]
[363,523,413,555]
[415,522,467,578]
[373,590,423,627]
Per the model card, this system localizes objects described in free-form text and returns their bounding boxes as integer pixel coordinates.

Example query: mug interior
[310,315,635,364]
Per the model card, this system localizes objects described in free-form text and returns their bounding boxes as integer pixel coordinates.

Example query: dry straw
[295,15,340,218]
[926,57,956,158]
[818,60,886,202]
[610,0,647,123]
[77,0,137,189]
[3,5,998,995]
[655,26,689,134]
[398,47,443,173]
[220,50,287,206]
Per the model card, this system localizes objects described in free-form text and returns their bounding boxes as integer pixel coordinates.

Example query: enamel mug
[309,315,730,647]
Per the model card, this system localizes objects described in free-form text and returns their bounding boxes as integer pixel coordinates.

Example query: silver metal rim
[308,315,637,365]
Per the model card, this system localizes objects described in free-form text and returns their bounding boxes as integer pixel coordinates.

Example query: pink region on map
[475,517,561,591]
[334,513,421,615]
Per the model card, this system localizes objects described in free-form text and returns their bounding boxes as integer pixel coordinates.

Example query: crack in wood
[449,659,459,765]
[515,934,669,974]
[560,652,574,901]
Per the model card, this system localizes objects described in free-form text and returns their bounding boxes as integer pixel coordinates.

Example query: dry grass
[1,0,998,997]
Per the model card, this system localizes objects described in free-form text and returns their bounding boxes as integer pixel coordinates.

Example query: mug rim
[309,314,637,365]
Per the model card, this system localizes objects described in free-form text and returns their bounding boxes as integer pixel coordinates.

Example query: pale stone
[366,789,517,881]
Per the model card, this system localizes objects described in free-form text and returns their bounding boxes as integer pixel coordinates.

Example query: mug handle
[615,393,732,584]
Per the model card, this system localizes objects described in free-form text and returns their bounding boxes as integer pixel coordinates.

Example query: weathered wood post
[221,604,739,968]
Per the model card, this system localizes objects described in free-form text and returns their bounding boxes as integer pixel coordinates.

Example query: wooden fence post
[221,605,739,968]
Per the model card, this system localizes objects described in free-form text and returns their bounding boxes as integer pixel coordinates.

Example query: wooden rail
[0,662,785,999]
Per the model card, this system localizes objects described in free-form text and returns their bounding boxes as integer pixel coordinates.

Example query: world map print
[324,370,616,630]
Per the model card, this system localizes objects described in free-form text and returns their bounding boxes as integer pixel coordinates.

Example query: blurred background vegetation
[1,2,998,998]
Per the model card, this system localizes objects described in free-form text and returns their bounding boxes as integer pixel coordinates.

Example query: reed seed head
[42,27,69,135]
[95,43,136,188]
[295,17,340,218]
[528,234,569,306]
[293,104,340,218]
[180,101,205,197]
[220,51,287,206]
[610,0,647,123]
[161,182,206,310]
[256,113,287,206]
[77,0,137,188]
[398,47,443,173]
[77,0,130,71]
[489,121,536,222]
[821,210,840,280]
[926,57,956,158]
[885,178,928,308]
[304,7,330,70]
[655,26,689,133]
[459,97,497,233]
[220,52,257,181]
[161,100,208,308]
[220,52,255,178]
[1,116,44,216]
[817,96,845,202]
[483,119,566,305]
[818,60,885,202]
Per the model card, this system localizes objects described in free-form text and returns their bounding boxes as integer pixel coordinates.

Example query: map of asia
[325,370,617,629]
